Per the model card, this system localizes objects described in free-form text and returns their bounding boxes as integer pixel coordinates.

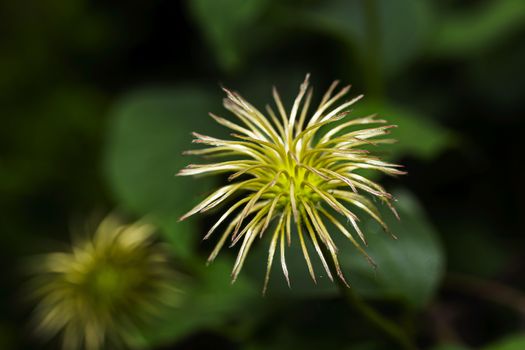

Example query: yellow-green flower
[28,215,180,350]
[179,75,405,292]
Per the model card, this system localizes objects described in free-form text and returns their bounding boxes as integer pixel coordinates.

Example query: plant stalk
[320,244,417,349]
[338,281,418,350]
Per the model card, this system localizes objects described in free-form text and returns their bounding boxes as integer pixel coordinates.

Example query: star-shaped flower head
[179,75,405,293]
[28,215,180,350]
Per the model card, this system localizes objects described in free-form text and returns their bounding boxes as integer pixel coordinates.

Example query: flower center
[272,153,324,208]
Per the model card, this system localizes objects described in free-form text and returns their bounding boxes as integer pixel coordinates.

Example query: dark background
[1,0,524,349]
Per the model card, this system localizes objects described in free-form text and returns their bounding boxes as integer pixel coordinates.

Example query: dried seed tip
[338,270,351,288]
[335,111,350,119]
[304,72,311,81]
[341,84,352,93]
[322,80,340,102]
[177,75,405,293]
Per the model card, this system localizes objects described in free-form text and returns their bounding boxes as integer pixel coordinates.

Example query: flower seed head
[28,215,180,349]
[179,75,405,293]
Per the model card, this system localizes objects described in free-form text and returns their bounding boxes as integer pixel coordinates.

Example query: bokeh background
[1,0,525,349]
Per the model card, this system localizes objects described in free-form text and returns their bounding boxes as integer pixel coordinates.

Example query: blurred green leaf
[483,334,525,350]
[298,0,433,75]
[187,0,269,72]
[340,189,445,308]
[431,0,525,57]
[377,0,433,74]
[132,259,260,348]
[104,87,220,257]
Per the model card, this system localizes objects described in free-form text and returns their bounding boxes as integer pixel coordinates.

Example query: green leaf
[430,0,525,57]
[104,86,220,257]
[187,0,269,72]
[131,258,261,348]
[297,0,433,75]
[340,189,445,308]
[483,334,525,350]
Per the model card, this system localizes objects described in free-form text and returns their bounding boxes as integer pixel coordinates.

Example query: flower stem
[362,0,384,98]
[338,282,418,350]
[317,242,417,349]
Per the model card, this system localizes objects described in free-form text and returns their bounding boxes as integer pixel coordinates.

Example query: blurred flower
[178,75,405,292]
[28,215,180,350]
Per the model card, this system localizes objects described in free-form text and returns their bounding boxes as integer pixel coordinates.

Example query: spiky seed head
[178,75,405,293]
[28,215,180,350]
